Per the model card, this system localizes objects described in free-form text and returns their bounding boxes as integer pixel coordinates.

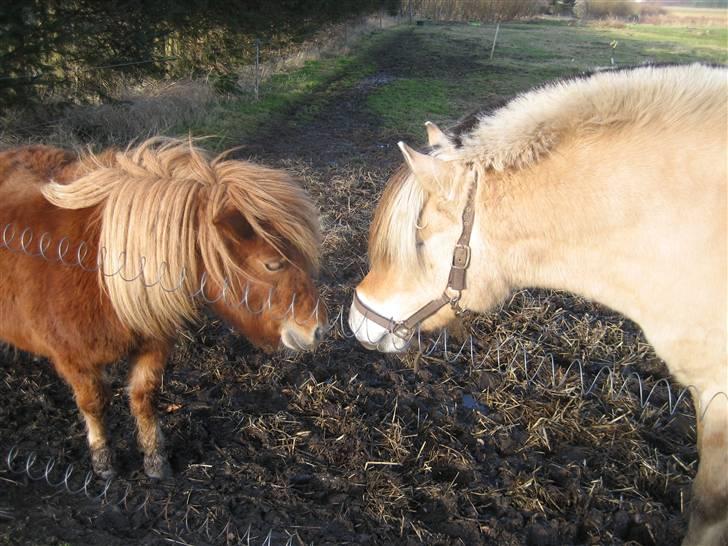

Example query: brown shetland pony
[0,138,326,479]
[350,64,726,545]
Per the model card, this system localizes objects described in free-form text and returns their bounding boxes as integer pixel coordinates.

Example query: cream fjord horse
[349,64,727,545]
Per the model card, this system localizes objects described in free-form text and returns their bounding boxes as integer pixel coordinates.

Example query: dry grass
[0,146,699,546]
[641,6,728,26]
[575,0,666,20]
[261,158,696,543]
[0,79,219,150]
[237,14,401,94]
[410,0,545,22]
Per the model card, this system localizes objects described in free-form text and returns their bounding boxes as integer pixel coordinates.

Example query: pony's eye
[264,260,285,272]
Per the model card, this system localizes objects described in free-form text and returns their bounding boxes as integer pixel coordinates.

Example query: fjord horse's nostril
[314,326,325,343]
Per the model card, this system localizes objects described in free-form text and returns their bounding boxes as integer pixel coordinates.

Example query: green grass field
[181,55,376,148]
[180,18,727,147]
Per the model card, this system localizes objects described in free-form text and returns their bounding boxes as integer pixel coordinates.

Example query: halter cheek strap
[353,173,478,340]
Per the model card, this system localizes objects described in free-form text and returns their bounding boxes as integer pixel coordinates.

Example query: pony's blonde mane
[42,137,320,338]
[371,63,727,269]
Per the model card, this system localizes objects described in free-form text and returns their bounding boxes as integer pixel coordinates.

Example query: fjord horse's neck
[481,127,726,389]
[486,133,652,318]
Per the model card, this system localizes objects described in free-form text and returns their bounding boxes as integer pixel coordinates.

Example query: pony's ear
[398,141,453,197]
[214,206,255,241]
[425,121,448,148]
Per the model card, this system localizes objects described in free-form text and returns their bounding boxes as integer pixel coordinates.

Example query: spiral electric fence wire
[5,446,112,500]
[0,362,715,542]
[0,221,327,325]
[0,359,710,543]
[2,219,724,419]
[3,446,297,544]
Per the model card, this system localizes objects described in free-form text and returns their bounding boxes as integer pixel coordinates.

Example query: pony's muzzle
[281,322,327,351]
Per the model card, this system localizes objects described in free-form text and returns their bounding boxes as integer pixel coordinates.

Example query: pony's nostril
[314,326,325,342]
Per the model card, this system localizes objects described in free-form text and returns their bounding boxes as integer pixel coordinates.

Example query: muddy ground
[0,27,697,546]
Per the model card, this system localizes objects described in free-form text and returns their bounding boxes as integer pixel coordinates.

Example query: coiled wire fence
[0,217,719,416]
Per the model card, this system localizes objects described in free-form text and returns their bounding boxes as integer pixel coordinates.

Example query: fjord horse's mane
[42,137,320,338]
[453,63,726,170]
[370,63,727,269]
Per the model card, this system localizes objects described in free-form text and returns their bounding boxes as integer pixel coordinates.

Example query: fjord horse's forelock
[368,165,425,270]
[0,138,324,479]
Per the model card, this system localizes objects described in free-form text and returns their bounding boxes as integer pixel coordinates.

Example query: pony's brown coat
[0,139,323,477]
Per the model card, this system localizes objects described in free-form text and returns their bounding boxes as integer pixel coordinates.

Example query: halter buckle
[444,287,461,306]
[451,244,471,269]
[392,322,412,339]
[446,290,467,317]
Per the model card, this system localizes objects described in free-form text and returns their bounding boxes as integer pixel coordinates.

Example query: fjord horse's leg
[54,360,114,479]
[128,341,172,479]
[684,389,728,546]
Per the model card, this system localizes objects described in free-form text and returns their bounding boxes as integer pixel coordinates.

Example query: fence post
[489,22,500,60]
[409,0,413,24]
[254,38,260,101]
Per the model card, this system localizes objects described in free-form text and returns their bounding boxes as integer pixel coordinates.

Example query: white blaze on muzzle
[348,293,411,353]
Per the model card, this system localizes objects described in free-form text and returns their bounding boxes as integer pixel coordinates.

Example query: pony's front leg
[683,388,728,546]
[128,341,172,479]
[54,360,115,479]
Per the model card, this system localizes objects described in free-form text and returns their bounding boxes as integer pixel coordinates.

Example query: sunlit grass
[361,20,726,141]
[177,18,726,148]
[177,56,375,149]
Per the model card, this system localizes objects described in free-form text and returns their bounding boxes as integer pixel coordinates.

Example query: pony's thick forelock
[42,137,320,338]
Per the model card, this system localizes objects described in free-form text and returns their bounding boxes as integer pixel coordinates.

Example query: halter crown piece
[353,171,478,340]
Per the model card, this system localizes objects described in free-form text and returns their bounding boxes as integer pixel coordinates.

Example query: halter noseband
[353,173,478,341]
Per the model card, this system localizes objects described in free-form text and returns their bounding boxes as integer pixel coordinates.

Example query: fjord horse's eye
[264,259,286,272]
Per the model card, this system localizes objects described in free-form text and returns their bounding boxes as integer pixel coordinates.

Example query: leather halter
[353,173,478,340]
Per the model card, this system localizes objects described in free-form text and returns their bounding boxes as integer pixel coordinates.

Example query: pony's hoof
[144,452,172,480]
[91,447,116,480]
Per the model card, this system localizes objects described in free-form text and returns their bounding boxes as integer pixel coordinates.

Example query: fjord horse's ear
[398,141,452,197]
[425,121,449,148]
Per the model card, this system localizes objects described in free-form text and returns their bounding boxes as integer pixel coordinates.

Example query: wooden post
[489,22,500,60]
[254,39,260,101]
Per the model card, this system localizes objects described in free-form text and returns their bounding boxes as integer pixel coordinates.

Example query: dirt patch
[0,25,696,546]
